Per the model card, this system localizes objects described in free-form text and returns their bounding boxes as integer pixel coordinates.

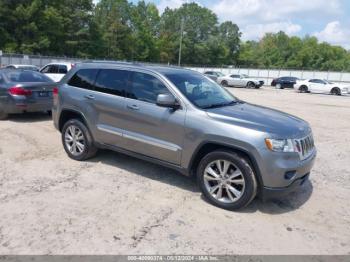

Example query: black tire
[331,87,341,96]
[276,83,283,89]
[299,85,308,93]
[61,119,97,161]
[197,150,257,210]
[0,110,8,120]
[247,82,256,88]
[221,80,229,87]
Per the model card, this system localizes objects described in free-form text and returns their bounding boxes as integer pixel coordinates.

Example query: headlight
[265,138,295,152]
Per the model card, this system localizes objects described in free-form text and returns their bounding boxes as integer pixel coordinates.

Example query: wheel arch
[58,109,89,132]
[188,142,264,193]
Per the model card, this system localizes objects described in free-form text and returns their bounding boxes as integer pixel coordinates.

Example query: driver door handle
[127,104,140,111]
[84,94,95,100]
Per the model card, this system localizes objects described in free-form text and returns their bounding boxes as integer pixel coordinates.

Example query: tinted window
[204,72,213,75]
[95,69,129,96]
[230,75,240,78]
[41,65,58,74]
[309,79,325,84]
[68,69,98,90]
[58,65,68,74]
[128,72,170,104]
[4,71,53,83]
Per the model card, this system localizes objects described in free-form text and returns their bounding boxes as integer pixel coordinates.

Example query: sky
[97,0,350,49]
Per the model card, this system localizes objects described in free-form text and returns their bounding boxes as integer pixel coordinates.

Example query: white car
[5,64,39,71]
[294,79,350,96]
[217,74,264,88]
[40,62,74,82]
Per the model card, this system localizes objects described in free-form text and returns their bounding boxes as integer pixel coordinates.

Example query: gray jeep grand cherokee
[53,62,316,210]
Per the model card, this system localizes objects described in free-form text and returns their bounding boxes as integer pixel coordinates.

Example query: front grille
[295,134,315,160]
[259,81,264,85]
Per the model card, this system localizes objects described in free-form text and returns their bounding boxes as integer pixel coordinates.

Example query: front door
[121,71,185,165]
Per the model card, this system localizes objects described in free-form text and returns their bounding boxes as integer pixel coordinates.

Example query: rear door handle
[127,104,140,111]
[84,94,95,100]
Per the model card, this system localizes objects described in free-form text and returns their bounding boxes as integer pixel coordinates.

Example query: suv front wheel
[62,119,97,161]
[197,150,257,210]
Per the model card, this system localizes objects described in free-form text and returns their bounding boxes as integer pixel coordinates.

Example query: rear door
[88,68,130,147]
[121,71,185,165]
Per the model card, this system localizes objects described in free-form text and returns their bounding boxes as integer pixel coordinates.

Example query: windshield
[242,74,249,78]
[4,70,53,83]
[165,70,238,109]
[324,79,333,84]
[216,72,225,77]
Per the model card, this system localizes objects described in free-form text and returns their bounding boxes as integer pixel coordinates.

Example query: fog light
[284,171,296,180]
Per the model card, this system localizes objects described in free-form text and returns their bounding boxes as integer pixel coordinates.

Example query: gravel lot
[0,87,349,255]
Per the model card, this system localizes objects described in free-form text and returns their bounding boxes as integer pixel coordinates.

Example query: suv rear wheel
[197,150,257,210]
[62,119,97,161]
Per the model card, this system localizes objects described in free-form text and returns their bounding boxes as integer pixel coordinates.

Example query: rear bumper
[261,173,310,201]
[4,100,52,114]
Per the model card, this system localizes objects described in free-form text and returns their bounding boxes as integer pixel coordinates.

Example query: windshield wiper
[202,100,238,109]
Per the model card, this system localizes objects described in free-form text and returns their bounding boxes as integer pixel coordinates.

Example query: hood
[206,102,311,138]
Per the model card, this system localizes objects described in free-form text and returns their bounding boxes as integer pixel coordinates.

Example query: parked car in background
[217,74,264,88]
[0,69,56,120]
[204,71,225,82]
[52,62,316,210]
[5,64,39,71]
[271,76,299,89]
[294,79,350,96]
[40,62,74,82]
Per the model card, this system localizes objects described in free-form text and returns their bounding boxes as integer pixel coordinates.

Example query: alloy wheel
[64,125,86,156]
[203,160,245,204]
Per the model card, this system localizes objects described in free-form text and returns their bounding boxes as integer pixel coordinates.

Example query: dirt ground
[0,87,349,255]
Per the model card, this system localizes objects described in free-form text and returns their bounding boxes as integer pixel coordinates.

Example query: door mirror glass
[156,94,179,109]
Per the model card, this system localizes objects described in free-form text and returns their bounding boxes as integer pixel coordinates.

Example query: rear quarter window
[68,69,99,90]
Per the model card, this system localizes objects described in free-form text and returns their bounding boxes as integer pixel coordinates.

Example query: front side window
[230,75,240,78]
[68,69,98,90]
[128,72,170,104]
[165,71,237,109]
[94,69,129,96]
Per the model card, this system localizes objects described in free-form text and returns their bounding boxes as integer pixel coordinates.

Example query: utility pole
[178,18,185,66]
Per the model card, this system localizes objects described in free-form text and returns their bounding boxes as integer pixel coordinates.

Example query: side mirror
[156,94,180,109]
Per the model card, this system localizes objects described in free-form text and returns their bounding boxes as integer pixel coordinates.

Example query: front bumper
[261,173,310,201]
[256,148,316,200]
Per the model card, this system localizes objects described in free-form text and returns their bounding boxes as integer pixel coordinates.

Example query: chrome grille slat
[295,133,315,160]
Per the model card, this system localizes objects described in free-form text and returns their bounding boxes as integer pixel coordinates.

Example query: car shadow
[87,149,199,193]
[238,180,313,215]
[6,112,52,123]
[89,149,313,214]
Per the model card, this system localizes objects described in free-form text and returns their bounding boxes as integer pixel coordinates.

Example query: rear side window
[58,65,68,74]
[41,65,59,74]
[94,69,129,96]
[68,69,98,90]
[128,72,170,104]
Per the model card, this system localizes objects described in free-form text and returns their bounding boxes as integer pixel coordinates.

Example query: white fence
[189,67,350,85]
[1,53,350,84]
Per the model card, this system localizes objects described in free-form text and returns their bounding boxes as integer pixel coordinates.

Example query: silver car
[52,62,316,210]
[0,69,56,120]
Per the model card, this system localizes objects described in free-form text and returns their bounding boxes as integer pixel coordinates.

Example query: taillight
[53,87,59,96]
[9,86,32,96]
